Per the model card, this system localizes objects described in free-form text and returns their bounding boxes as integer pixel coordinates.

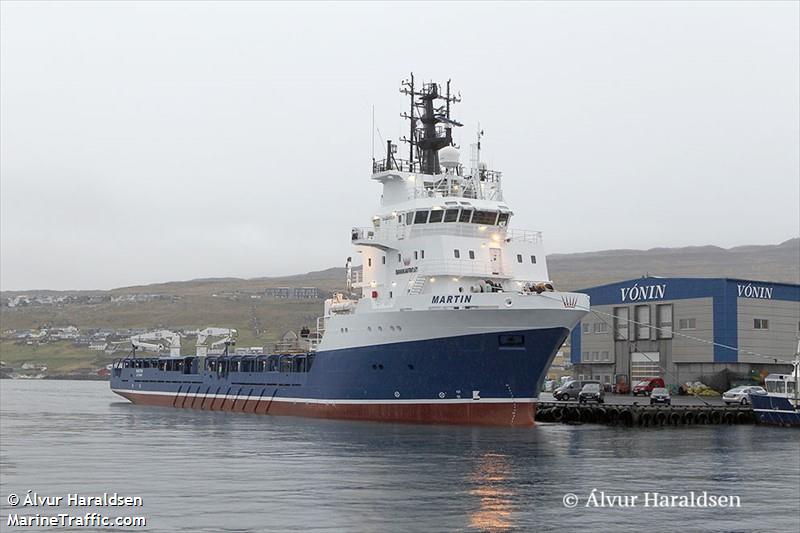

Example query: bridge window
[428,209,444,223]
[414,251,418,260]
[368,258,372,267]
[530,256,536,264]
[382,256,386,265]
[472,210,498,225]
[468,250,475,259]
[517,254,523,263]
[398,254,401,263]
[414,210,429,224]
[498,213,510,226]
[454,249,460,259]
[421,250,425,259]
[444,209,459,222]
[459,209,473,223]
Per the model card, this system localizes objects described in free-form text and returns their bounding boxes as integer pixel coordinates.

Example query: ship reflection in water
[469,453,514,531]
[2,381,799,532]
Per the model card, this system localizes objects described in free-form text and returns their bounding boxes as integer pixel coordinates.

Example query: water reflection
[2,381,799,533]
[469,453,514,531]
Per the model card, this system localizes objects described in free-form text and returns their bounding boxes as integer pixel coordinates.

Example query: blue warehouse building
[569,277,800,390]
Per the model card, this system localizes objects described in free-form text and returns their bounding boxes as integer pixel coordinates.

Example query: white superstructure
[316,75,588,352]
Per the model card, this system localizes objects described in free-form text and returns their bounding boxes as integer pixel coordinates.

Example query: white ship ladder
[408,275,426,295]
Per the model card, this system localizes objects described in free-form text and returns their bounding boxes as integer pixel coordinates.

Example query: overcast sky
[1,1,798,291]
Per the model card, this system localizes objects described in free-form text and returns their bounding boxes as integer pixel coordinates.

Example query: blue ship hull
[111,327,569,426]
[751,394,800,428]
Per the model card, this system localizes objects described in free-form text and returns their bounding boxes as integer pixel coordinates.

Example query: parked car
[649,387,671,405]
[553,380,601,401]
[578,383,605,404]
[632,377,666,396]
[722,385,767,405]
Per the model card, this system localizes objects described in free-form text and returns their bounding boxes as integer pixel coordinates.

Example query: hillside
[1,239,797,377]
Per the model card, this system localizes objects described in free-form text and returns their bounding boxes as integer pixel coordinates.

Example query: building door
[630,352,661,382]
[490,248,502,275]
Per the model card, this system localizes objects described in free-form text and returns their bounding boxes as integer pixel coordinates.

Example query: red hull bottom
[113,390,536,427]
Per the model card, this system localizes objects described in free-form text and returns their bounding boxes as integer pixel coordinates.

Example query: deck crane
[194,327,237,357]
[129,330,182,357]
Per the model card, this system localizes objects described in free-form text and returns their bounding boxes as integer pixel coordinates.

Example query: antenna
[400,73,463,175]
[400,73,416,167]
[371,105,375,161]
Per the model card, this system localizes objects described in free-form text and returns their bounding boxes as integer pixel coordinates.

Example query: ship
[111,75,590,426]
[750,340,800,428]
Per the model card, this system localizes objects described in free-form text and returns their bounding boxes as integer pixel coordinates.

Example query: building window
[601,350,610,361]
[517,254,523,263]
[635,305,651,340]
[428,209,444,223]
[582,352,589,362]
[591,351,599,361]
[530,255,536,264]
[594,322,608,334]
[582,323,592,334]
[454,249,460,259]
[679,318,696,330]
[468,250,475,260]
[656,304,673,339]
[754,319,769,330]
[613,307,630,340]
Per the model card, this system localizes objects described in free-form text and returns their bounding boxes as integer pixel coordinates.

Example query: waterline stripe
[111,389,537,405]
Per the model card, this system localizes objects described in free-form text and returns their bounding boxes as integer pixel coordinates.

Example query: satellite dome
[439,146,460,169]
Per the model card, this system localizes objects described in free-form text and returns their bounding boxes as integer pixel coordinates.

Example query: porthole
[378,364,384,370]
[367,326,372,332]
[378,326,383,332]
[397,326,402,331]
[408,364,414,370]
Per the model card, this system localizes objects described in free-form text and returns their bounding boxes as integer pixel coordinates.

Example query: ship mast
[400,73,463,174]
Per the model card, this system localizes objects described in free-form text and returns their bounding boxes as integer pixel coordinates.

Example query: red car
[632,377,665,396]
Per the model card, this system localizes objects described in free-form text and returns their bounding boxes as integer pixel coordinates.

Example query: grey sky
[1,1,798,291]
